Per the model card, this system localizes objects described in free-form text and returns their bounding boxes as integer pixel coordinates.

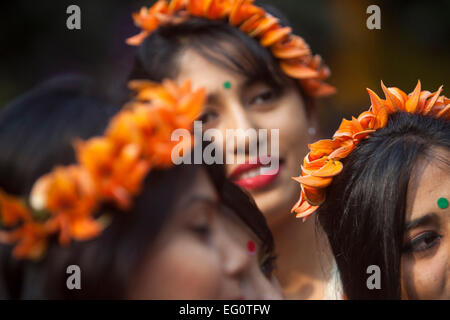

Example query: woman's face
[402,149,450,299]
[128,169,283,300]
[175,49,312,227]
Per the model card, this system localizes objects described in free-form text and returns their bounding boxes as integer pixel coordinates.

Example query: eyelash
[190,224,211,240]
[249,90,276,106]
[260,254,277,279]
[403,231,443,253]
[198,111,219,125]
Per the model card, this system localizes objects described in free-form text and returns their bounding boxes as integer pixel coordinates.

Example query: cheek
[138,237,223,299]
[402,247,449,299]
[270,100,309,175]
[272,99,309,157]
[264,103,307,140]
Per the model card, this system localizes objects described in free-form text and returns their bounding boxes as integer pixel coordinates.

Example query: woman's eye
[198,111,218,124]
[249,90,276,106]
[260,255,277,279]
[190,224,211,240]
[403,231,442,253]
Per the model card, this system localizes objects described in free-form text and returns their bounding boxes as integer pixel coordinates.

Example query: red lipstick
[229,158,282,191]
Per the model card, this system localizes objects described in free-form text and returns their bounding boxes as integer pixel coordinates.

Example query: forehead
[175,168,219,209]
[406,150,450,222]
[175,48,246,91]
[219,203,262,247]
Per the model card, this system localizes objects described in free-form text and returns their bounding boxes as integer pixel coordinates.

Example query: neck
[271,214,334,300]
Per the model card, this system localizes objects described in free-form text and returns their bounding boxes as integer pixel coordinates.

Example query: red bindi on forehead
[247,240,256,255]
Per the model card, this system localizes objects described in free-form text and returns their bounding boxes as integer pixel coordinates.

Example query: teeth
[237,166,270,180]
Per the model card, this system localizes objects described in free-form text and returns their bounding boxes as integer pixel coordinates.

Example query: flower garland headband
[0,79,205,260]
[292,81,450,221]
[126,0,336,98]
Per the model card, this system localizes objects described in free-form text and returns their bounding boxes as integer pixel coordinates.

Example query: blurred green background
[1,0,449,135]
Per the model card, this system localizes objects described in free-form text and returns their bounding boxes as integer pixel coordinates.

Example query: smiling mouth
[229,158,283,191]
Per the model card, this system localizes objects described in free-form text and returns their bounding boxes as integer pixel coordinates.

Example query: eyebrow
[205,93,219,106]
[242,77,273,90]
[404,213,440,231]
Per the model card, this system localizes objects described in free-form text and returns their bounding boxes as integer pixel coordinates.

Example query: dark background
[1,0,449,135]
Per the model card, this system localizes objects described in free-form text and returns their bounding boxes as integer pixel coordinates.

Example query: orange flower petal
[271,45,310,60]
[168,0,187,14]
[260,27,292,47]
[248,15,278,37]
[292,175,333,188]
[294,202,319,221]
[353,129,376,140]
[333,119,355,140]
[229,0,252,25]
[229,0,264,26]
[13,233,47,260]
[207,0,232,19]
[280,61,319,79]
[201,0,214,15]
[308,139,340,155]
[290,191,305,213]
[357,111,376,129]
[405,80,421,113]
[136,13,160,31]
[177,87,206,121]
[239,13,262,33]
[125,31,151,46]
[366,88,385,115]
[187,0,205,16]
[271,35,310,59]
[70,217,103,241]
[436,104,450,118]
[303,185,325,206]
[423,85,443,115]
[0,190,32,226]
[308,82,337,97]
[381,81,403,111]
[303,154,328,171]
[328,140,355,160]
[351,116,363,132]
[416,90,432,113]
[311,160,343,177]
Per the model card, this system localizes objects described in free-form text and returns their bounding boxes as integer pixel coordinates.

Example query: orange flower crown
[0,79,206,260]
[292,81,450,221]
[126,0,336,98]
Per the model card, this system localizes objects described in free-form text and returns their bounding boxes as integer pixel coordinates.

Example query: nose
[220,102,259,157]
[222,236,252,278]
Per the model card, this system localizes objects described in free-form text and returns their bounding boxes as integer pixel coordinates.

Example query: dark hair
[318,112,450,299]
[0,75,120,195]
[0,76,274,299]
[128,4,310,102]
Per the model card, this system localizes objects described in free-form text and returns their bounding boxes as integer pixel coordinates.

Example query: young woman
[0,76,282,299]
[292,81,450,299]
[126,0,337,299]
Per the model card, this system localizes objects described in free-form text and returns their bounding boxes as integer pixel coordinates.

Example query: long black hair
[0,75,274,299]
[318,112,450,299]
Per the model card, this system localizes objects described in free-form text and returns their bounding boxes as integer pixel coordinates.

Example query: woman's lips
[229,159,282,191]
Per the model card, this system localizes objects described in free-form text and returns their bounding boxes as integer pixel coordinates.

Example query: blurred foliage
[0,0,449,135]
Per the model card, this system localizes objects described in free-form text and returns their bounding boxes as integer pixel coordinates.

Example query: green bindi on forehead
[223,81,232,90]
[437,197,449,210]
